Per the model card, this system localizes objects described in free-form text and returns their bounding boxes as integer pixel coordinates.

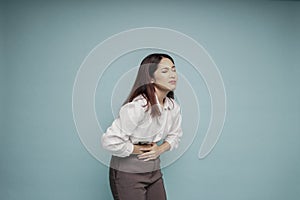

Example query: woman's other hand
[137,143,164,161]
[132,144,153,155]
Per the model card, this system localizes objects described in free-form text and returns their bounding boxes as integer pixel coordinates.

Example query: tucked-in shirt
[101,93,183,157]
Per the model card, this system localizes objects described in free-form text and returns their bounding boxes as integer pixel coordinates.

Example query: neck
[154,88,168,106]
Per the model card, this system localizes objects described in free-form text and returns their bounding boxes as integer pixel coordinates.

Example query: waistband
[110,155,161,173]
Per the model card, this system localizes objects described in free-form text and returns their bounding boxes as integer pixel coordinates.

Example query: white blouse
[101,93,183,157]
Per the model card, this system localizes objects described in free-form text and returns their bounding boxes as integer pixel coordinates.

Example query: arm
[101,100,145,157]
[164,109,183,151]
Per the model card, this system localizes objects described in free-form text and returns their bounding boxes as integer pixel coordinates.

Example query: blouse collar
[154,92,173,111]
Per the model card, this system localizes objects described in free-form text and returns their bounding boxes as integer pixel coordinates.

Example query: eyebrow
[161,65,176,69]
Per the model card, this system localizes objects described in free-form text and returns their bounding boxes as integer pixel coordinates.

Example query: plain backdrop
[1,0,299,199]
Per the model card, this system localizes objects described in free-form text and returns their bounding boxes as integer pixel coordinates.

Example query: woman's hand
[137,143,164,161]
[137,143,161,161]
[132,144,153,155]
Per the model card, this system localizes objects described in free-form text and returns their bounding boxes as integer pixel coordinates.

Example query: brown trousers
[109,155,167,200]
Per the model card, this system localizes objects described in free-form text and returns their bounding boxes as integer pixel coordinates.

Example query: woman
[101,53,183,200]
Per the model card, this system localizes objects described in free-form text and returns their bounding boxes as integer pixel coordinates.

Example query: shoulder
[132,94,148,109]
[132,94,148,104]
[121,94,148,112]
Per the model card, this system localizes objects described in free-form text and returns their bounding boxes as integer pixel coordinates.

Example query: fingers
[137,151,158,161]
[140,146,153,152]
[140,143,157,151]
[137,143,159,161]
[142,157,153,162]
[140,147,151,152]
[137,151,153,159]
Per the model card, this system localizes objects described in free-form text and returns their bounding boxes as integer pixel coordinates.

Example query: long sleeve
[101,99,146,157]
[164,104,183,151]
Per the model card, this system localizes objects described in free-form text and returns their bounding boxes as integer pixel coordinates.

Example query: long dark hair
[123,53,175,117]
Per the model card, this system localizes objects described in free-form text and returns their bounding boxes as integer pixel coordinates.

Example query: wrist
[157,145,163,155]
[158,142,169,154]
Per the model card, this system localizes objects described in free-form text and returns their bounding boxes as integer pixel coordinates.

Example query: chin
[169,85,176,90]
[168,87,176,92]
[155,83,176,92]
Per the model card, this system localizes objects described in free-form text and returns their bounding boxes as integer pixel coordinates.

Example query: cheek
[157,74,169,82]
[154,73,166,81]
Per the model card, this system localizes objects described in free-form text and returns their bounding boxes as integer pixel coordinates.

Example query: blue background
[1,0,299,199]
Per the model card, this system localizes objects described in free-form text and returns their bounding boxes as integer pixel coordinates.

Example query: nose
[169,71,177,78]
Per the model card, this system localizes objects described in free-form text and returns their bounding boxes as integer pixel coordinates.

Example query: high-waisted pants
[109,155,167,200]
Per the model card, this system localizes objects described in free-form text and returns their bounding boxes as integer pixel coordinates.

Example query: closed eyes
[161,66,176,73]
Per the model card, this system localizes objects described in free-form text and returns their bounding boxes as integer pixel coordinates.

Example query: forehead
[158,57,174,68]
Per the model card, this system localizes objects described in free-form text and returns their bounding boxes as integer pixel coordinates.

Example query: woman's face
[153,57,178,92]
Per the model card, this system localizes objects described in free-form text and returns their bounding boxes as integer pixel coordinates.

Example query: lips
[169,80,176,84]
